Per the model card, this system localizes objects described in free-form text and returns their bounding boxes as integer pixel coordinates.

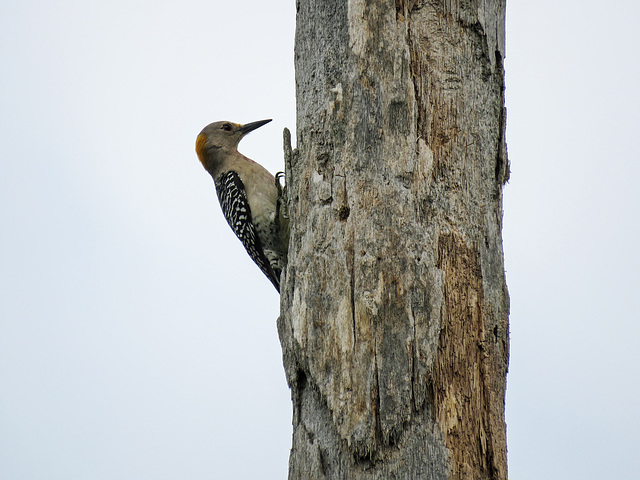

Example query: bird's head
[196,119,272,169]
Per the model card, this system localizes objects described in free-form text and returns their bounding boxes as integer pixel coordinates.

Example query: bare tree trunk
[278,1,509,478]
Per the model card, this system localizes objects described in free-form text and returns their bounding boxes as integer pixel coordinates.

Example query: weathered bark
[278,0,509,478]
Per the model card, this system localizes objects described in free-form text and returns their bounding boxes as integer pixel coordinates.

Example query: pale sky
[1,1,638,479]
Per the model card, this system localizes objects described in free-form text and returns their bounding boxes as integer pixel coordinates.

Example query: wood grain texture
[278,1,509,478]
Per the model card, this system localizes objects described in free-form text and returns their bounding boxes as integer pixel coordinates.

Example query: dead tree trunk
[278,1,509,478]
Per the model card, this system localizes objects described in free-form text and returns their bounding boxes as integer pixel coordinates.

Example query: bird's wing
[214,171,280,291]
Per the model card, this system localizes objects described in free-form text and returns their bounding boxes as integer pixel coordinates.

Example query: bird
[196,119,288,292]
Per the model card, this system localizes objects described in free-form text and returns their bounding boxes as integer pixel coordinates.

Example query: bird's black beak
[238,119,272,135]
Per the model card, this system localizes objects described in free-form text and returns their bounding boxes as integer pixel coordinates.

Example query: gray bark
[279,1,509,478]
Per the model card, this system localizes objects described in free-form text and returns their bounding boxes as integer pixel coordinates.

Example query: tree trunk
[278,1,509,478]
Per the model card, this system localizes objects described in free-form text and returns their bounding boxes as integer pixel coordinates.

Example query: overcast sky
[1,1,638,479]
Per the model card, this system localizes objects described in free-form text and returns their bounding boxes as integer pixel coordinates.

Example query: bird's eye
[222,123,232,132]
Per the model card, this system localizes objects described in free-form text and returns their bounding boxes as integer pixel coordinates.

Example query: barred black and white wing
[214,171,280,291]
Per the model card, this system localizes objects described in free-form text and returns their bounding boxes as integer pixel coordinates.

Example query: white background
[1,1,638,478]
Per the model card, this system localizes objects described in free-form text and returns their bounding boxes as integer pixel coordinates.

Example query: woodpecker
[196,119,288,292]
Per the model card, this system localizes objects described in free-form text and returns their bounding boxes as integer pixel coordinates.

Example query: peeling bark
[279,1,509,478]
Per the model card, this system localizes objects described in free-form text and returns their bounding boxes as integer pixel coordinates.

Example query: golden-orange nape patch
[195,133,208,166]
[195,133,207,154]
